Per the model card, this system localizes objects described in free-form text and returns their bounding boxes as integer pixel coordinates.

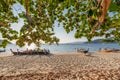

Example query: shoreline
[0,53,13,57]
[0,52,79,57]
[0,52,120,79]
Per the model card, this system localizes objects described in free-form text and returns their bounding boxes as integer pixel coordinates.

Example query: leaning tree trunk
[90,0,111,34]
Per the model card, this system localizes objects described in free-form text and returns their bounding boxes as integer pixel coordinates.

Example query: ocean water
[2,43,120,54]
[41,43,120,53]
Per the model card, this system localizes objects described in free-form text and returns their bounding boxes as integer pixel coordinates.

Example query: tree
[0,0,120,48]
[0,0,60,47]
[56,0,120,42]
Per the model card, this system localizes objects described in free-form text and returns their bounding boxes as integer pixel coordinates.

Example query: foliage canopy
[0,0,120,48]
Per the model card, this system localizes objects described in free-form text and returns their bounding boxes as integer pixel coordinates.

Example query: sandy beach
[0,52,120,80]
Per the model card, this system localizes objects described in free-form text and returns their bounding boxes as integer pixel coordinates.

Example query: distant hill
[61,39,103,44]
[60,39,103,44]
[63,41,84,45]
[84,39,102,43]
[84,38,116,44]
[59,38,116,45]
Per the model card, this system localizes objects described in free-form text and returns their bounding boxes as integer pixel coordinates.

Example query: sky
[54,21,88,43]
[54,27,87,43]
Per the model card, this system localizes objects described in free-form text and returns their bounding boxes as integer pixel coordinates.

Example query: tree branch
[0,22,8,27]
[90,0,111,34]
[25,0,33,26]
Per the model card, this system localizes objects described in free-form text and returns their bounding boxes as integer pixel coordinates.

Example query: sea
[1,42,120,54]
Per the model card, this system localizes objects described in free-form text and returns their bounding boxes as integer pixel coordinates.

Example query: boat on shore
[0,49,6,53]
[99,48,120,52]
[76,48,89,53]
[10,49,50,55]
[10,49,18,55]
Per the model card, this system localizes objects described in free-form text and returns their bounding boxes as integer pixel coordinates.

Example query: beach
[0,52,120,80]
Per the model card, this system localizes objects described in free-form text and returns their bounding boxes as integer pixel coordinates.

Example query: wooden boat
[10,49,50,55]
[0,49,5,53]
[10,49,18,55]
[77,48,89,53]
[99,48,120,52]
[39,49,50,55]
[17,49,29,55]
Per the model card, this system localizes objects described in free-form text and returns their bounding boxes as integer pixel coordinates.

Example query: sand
[0,52,120,80]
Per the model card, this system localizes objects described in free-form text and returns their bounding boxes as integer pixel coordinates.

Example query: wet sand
[0,52,120,80]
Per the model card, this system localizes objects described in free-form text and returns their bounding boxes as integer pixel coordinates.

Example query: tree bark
[90,0,111,34]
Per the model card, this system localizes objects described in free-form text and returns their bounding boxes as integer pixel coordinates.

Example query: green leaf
[88,9,93,17]
[109,2,118,12]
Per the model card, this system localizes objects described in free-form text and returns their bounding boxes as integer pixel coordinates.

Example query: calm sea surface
[2,43,120,54]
